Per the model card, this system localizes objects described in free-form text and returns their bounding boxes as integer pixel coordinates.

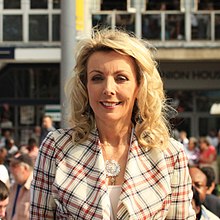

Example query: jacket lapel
[54,129,112,219]
[118,138,172,219]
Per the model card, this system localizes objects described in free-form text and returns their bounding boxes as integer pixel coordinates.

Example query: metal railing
[1,7,220,45]
[92,10,220,42]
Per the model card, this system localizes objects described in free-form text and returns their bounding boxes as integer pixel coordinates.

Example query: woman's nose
[103,79,116,95]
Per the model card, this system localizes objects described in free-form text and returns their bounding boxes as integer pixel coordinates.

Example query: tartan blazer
[30,128,195,220]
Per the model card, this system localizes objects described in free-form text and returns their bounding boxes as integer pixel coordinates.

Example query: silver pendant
[105,160,120,177]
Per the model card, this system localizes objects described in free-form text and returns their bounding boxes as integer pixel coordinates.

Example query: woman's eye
[91,75,103,81]
[116,75,128,82]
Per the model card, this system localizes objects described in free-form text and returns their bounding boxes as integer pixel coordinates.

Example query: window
[199,117,220,136]
[198,1,212,10]
[101,0,127,10]
[215,14,220,39]
[30,0,48,9]
[115,14,135,32]
[92,14,111,29]
[52,15,60,41]
[3,15,22,41]
[142,14,161,40]
[29,15,48,41]
[4,0,21,9]
[0,64,60,145]
[196,91,220,112]
[0,64,60,99]
[53,0,61,9]
[146,0,180,10]
[197,0,220,10]
[165,14,185,40]
[191,14,211,40]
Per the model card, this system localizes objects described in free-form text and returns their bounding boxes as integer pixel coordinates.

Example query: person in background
[189,167,208,203]
[30,126,41,147]
[192,186,219,220]
[179,130,189,149]
[185,137,200,167]
[6,154,33,220]
[20,138,39,164]
[40,115,55,144]
[192,186,202,220]
[201,166,220,217]
[206,129,218,148]
[189,166,220,219]
[0,147,8,168]
[0,130,12,149]
[171,127,180,141]
[199,136,218,183]
[30,28,195,219]
[201,166,216,194]
[0,180,9,220]
[5,139,18,158]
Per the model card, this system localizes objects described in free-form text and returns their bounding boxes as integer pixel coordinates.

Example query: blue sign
[0,47,14,59]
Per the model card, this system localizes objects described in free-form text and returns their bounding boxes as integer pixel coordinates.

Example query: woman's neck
[97,121,132,148]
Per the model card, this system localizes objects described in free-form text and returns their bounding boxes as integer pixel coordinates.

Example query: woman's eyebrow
[88,70,103,75]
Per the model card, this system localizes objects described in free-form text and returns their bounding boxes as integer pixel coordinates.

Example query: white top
[107,185,121,220]
[201,205,219,220]
[0,164,9,185]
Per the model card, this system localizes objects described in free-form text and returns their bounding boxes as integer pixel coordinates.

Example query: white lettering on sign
[160,70,220,80]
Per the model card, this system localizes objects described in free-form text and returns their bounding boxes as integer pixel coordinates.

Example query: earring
[135,112,143,124]
[84,105,91,117]
[133,100,143,124]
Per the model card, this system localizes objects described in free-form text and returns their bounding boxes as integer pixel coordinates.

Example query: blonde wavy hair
[65,28,171,149]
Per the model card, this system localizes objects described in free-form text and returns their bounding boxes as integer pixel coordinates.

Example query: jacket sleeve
[30,132,57,219]
[166,141,196,220]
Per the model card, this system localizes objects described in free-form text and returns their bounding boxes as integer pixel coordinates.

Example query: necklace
[105,160,120,185]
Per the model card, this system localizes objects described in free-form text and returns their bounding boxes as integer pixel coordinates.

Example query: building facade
[0,0,219,144]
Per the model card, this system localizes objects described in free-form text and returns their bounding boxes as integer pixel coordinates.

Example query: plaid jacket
[30,128,196,219]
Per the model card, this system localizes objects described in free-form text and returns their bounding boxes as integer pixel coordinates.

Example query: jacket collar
[83,128,171,218]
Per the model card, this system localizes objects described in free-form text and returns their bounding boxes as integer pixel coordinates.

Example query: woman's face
[188,140,195,151]
[87,51,139,126]
[199,140,208,151]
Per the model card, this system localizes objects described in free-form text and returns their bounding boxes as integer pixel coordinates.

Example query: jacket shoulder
[163,138,185,158]
[50,128,73,141]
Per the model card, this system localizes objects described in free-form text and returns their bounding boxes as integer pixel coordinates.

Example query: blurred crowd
[0,115,55,220]
[176,128,220,219]
[176,129,220,182]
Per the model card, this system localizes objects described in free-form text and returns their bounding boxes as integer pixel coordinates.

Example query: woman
[199,137,218,184]
[20,137,39,164]
[30,29,195,219]
[186,137,200,167]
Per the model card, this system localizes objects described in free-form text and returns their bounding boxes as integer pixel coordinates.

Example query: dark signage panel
[0,47,14,59]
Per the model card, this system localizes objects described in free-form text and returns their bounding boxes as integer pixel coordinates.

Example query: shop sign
[160,61,220,90]
[45,105,61,122]
[0,47,14,59]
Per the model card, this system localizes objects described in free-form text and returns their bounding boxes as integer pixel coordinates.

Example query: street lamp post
[60,0,76,128]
